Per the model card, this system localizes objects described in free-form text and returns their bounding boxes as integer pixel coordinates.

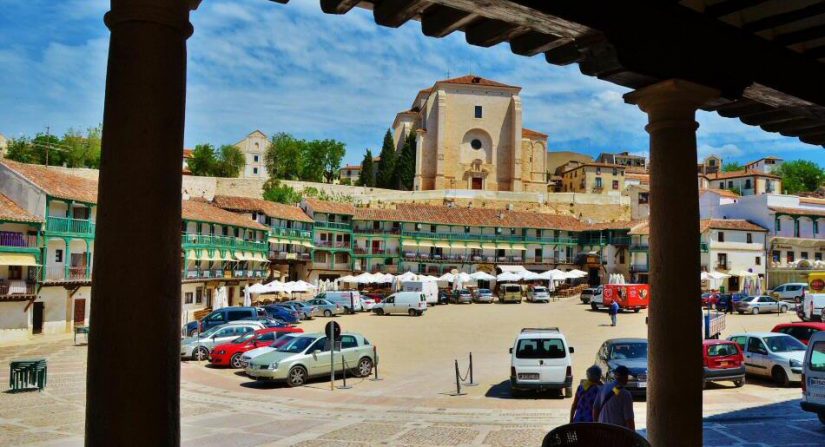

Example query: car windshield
[198,326,222,338]
[232,332,257,344]
[764,336,806,352]
[609,342,648,360]
[275,336,317,353]
[534,287,547,293]
[478,289,491,294]
[460,290,470,294]
[516,338,566,359]
[271,335,295,347]
[707,343,738,357]
[503,285,520,292]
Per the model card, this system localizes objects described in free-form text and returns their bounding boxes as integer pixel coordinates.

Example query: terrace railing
[46,217,95,236]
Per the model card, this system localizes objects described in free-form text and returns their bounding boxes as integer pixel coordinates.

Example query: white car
[802,331,825,424]
[526,286,550,303]
[728,332,806,386]
[360,297,376,311]
[771,283,809,303]
[240,334,298,369]
[509,327,574,397]
[317,291,364,314]
[372,291,427,316]
[180,321,265,361]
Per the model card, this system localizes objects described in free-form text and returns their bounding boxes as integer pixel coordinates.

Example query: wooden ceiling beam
[742,2,825,33]
[762,118,825,133]
[374,0,431,28]
[544,41,584,66]
[704,0,771,18]
[509,31,564,57]
[739,109,802,126]
[465,19,525,47]
[773,24,825,46]
[421,4,477,37]
[805,45,825,60]
[320,0,361,15]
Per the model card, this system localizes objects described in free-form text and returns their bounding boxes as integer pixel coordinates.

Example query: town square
[2,1,825,446]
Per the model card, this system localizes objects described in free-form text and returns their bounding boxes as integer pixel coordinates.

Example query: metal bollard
[466,352,477,386]
[337,355,351,390]
[451,359,465,396]
[370,345,382,381]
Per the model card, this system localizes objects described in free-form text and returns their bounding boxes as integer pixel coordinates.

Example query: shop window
[184,292,194,304]
[195,287,203,304]
[787,252,795,263]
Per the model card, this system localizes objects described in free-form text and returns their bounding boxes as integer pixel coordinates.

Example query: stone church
[392,75,548,192]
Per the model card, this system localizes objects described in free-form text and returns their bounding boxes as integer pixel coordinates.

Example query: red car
[771,322,825,345]
[701,292,720,307]
[209,327,303,368]
[702,339,745,388]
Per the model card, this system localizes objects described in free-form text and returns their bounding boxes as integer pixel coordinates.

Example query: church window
[471,139,482,150]
[474,106,483,118]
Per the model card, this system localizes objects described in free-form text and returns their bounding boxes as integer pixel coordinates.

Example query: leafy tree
[265,132,302,180]
[300,140,327,183]
[188,144,217,176]
[61,127,101,168]
[262,178,302,204]
[722,161,743,172]
[375,129,397,188]
[357,149,375,187]
[318,139,346,184]
[30,133,65,166]
[5,137,36,163]
[775,160,825,194]
[395,131,416,190]
[215,144,245,178]
[339,177,352,186]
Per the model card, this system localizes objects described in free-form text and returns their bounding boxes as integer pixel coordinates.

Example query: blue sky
[1,0,823,168]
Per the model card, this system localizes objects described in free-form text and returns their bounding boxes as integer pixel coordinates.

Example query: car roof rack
[520,327,560,333]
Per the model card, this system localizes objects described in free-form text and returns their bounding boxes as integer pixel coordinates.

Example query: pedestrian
[609,300,619,326]
[593,365,635,430]
[569,365,603,423]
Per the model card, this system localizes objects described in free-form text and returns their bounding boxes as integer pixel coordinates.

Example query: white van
[403,280,439,305]
[509,327,574,397]
[372,291,427,316]
[772,283,809,303]
[802,331,825,425]
[316,291,363,314]
[799,293,825,322]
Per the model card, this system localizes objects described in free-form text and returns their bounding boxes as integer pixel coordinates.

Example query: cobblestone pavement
[1,298,824,445]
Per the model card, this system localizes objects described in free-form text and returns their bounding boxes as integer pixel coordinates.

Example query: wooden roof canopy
[269,0,825,147]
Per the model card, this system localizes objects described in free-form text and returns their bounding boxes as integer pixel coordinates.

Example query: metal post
[466,352,477,386]
[451,359,465,396]
[337,350,351,390]
[330,340,335,391]
[370,345,382,381]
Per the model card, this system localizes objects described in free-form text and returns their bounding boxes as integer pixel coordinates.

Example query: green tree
[60,126,101,168]
[262,178,302,204]
[266,132,303,180]
[188,144,217,176]
[722,161,743,172]
[300,140,327,182]
[5,137,36,163]
[318,139,346,183]
[375,129,397,188]
[215,144,245,178]
[395,131,416,190]
[775,160,825,194]
[357,149,376,187]
[30,133,65,166]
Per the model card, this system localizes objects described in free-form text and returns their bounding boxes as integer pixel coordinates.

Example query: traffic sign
[325,321,341,341]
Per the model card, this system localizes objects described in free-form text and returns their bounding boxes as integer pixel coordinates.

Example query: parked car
[306,298,344,317]
[585,286,604,308]
[263,305,301,324]
[474,288,496,303]
[209,326,304,368]
[715,293,747,312]
[438,289,450,305]
[499,284,523,303]
[362,292,384,304]
[594,338,649,397]
[801,330,825,424]
[372,291,427,316]
[735,296,789,315]
[772,322,825,345]
[702,339,745,388]
[402,280,439,305]
[270,303,303,321]
[360,296,376,311]
[180,321,265,361]
[450,289,473,304]
[182,306,267,337]
[771,282,809,303]
[316,291,363,314]
[728,332,805,386]
[245,332,376,386]
[526,286,550,303]
[510,327,574,397]
[701,292,720,308]
[240,334,298,369]
[282,301,319,320]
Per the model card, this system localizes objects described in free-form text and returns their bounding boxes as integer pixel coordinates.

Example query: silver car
[283,301,320,320]
[729,332,805,386]
[180,321,264,361]
[474,289,496,303]
[306,298,344,317]
[240,334,298,369]
[246,332,376,386]
[735,296,789,315]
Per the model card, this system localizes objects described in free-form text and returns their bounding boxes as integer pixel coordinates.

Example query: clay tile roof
[436,75,520,90]
[0,193,42,223]
[354,204,585,231]
[340,165,362,171]
[706,169,781,180]
[304,198,355,216]
[1,159,98,204]
[628,222,650,235]
[585,220,641,231]
[522,128,548,139]
[626,173,650,182]
[560,162,625,175]
[630,219,766,235]
[182,199,268,230]
[183,148,194,158]
[799,197,825,205]
[212,195,313,223]
[702,188,740,198]
[770,206,825,218]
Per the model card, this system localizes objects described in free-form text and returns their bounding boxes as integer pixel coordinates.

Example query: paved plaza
[1,296,824,446]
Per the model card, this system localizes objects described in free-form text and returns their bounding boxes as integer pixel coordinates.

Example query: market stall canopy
[568,269,588,278]
[469,271,496,281]
[396,271,418,282]
[497,271,523,282]
[521,271,543,281]
[337,275,357,283]
[499,265,529,274]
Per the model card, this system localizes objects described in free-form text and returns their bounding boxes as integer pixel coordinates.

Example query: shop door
[74,299,86,325]
[32,302,44,334]
[471,177,483,190]
[228,287,235,306]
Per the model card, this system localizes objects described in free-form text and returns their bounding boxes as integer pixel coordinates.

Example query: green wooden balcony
[314,221,352,231]
[46,216,95,236]
[181,233,268,252]
[270,226,312,240]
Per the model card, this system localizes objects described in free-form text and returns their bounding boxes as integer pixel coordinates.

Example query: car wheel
[375,308,384,316]
[230,353,243,369]
[733,377,745,388]
[408,309,416,317]
[356,357,373,377]
[188,329,198,337]
[779,305,788,313]
[772,366,790,387]
[752,307,760,315]
[590,303,598,311]
[634,309,641,313]
[286,366,308,387]
[324,309,332,317]
[193,346,209,361]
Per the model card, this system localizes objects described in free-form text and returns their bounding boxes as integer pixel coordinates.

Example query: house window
[474,105,482,118]
[817,253,823,261]
[470,139,482,150]
[717,232,725,242]
[8,265,22,280]
[184,292,194,304]
[55,249,63,263]
[755,256,761,266]
[253,155,259,162]
[775,218,781,232]
[802,251,810,260]
[195,287,203,304]
[787,251,795,263]
[772,250,780,262]
[619,251,626,264]
[746,233,752,244]
[464,226,470,233]
[612,180,619,190]
[253,167,258,175]
[727,181,733,188]
[795,219,800,237]
[815,220,820,234]
[430,225,436,233]
[612,168,618,175]
[744,179,751,189]
[717,253,727,269]
[638,193,649,204]
[595,178,603,189]
[719,182,724,189]
[373,221,381,230]
[534,248,542,260]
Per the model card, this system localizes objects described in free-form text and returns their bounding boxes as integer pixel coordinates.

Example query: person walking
[569,365,603,423]
[593,365,635,430]
[609,300,619,327]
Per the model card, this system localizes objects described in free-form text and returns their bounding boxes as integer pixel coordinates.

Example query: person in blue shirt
[569,365,603,423]
[609,300,620,326]
[593,365,635,430]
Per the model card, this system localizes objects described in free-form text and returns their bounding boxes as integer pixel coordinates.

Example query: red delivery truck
[602,284,650,312]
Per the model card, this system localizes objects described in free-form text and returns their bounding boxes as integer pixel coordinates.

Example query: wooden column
[86,0,193,445]
[625,79,719,447]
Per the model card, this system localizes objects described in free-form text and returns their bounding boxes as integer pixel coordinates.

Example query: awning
[435,241,450,248]
[0,253,38,266]
[465,242,482,249]
[451,242,467,249]
[233,251,245,261]
[186,250,199,261]
[301,241,314,248]
[268,237,284,244]
[482,243,497,250]
[417,240,435,248]
[511,244,527,251]
[401,240,419,247]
